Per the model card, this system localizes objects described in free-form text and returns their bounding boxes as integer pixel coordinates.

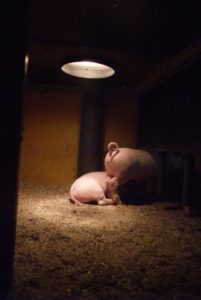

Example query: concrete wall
[19,88,139,185]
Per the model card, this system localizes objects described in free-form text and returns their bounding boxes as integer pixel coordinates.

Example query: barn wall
[104,93,139,151]
[19,88,139,185]
[138,59,201,153]
[138,60,201,204]
[19,88,82,185]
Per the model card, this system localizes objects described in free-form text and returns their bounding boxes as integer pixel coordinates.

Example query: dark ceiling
[27,0,201,93]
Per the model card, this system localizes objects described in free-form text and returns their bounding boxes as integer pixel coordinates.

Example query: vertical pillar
[0,2,30,298]
[0,96,23,298]
[182,153,195,215]
[157,151,167,199]
[77,85,104,176]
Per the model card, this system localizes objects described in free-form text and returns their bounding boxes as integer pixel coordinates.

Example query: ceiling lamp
[61,60,115,79]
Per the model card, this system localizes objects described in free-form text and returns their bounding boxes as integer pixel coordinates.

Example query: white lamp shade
[61,61,115,79]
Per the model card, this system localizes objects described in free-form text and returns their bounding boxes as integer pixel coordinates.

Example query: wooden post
[0,2,30,298]
[182,153,195,216]
[157,152,167,199]
[77,85,104,176]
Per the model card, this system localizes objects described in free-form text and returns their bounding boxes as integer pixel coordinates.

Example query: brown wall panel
[20,88,82,185]
[104,94,139,152]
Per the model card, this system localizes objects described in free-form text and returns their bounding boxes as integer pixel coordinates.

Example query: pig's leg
[106,176,122,205]
[106,176,113,198]
[98,197,115,206]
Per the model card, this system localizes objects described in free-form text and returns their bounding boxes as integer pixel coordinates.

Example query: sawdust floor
[6,183,201,300]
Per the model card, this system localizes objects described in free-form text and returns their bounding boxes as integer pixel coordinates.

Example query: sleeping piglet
[69,171,117,206]
[105,142,159,203]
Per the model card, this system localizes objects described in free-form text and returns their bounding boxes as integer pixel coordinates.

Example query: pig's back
[69,172,106,203]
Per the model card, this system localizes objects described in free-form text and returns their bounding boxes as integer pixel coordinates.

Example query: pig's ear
[108,142,119,152]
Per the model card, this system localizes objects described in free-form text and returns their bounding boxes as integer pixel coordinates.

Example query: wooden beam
[138,38,201,94]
